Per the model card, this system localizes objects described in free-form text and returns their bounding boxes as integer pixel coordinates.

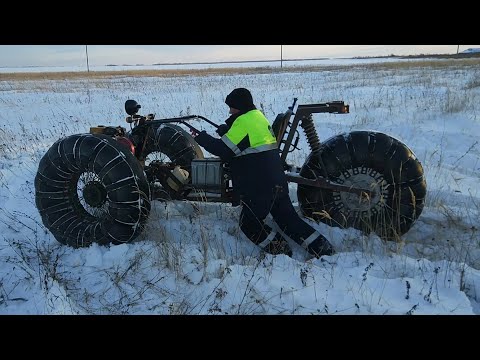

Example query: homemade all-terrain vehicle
[34,98,427,248]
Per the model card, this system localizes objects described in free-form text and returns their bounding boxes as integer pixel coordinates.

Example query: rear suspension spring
[300,114,321,154]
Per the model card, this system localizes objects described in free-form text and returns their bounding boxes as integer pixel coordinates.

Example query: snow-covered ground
[1,59,479,314]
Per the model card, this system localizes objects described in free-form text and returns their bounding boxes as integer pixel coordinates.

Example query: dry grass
[2,58,480,82]
[0,67,284,81]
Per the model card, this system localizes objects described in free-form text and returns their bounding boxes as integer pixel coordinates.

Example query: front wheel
[297,131,427,240]
[35,134,151,248]
[130,124,204,200]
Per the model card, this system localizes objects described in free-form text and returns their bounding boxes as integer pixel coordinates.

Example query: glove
[194,130,208,145]
[216,124,229,136]
[305,233,335,258]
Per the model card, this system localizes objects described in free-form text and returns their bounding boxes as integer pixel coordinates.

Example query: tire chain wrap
[35,134,151,248]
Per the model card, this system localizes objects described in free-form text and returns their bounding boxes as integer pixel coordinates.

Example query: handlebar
[127,114,219,134]
[179,121,201,134]
[193,115,219,129]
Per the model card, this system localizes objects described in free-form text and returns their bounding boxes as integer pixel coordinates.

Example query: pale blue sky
[0,45,478,67]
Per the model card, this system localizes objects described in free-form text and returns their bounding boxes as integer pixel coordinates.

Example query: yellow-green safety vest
[221,110,278,156]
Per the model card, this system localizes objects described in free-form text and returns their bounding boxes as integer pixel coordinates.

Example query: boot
[259,232,293,257]
[301,232,335,258]
[263,238,293,257]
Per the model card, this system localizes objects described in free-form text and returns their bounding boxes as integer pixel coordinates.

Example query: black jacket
[195,115,287,200]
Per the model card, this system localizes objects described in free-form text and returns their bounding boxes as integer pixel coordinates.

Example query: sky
[1,45,480,68]
[0,58,479,314]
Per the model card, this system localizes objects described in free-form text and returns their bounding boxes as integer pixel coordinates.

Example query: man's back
[228,148,287,198]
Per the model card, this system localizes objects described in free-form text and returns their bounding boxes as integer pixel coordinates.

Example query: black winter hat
[225,88,255,112]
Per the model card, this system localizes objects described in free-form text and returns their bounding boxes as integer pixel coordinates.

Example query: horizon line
[1,52,474,69]
[0,55,397,69]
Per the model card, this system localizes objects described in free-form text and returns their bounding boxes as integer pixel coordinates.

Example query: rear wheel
[297,131,427,240]
[132,124,204,200]
[35,134,151,248]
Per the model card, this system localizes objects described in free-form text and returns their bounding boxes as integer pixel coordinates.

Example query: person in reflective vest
[194,88,334,258]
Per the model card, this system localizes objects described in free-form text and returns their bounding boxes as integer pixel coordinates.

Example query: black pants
[238,185,317,247]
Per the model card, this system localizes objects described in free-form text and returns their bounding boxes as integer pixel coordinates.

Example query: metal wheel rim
[333,166,389,213]
[76,171,109,218]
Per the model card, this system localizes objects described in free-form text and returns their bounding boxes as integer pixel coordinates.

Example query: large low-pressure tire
[297,131,427,240]
[35,134,151,248]
[132,124,204,199]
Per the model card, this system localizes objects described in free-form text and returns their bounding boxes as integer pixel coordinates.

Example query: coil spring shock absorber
[299,113,330,179]
[299,114,321,154]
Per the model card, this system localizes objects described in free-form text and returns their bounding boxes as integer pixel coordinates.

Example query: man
[194,88,334,258]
